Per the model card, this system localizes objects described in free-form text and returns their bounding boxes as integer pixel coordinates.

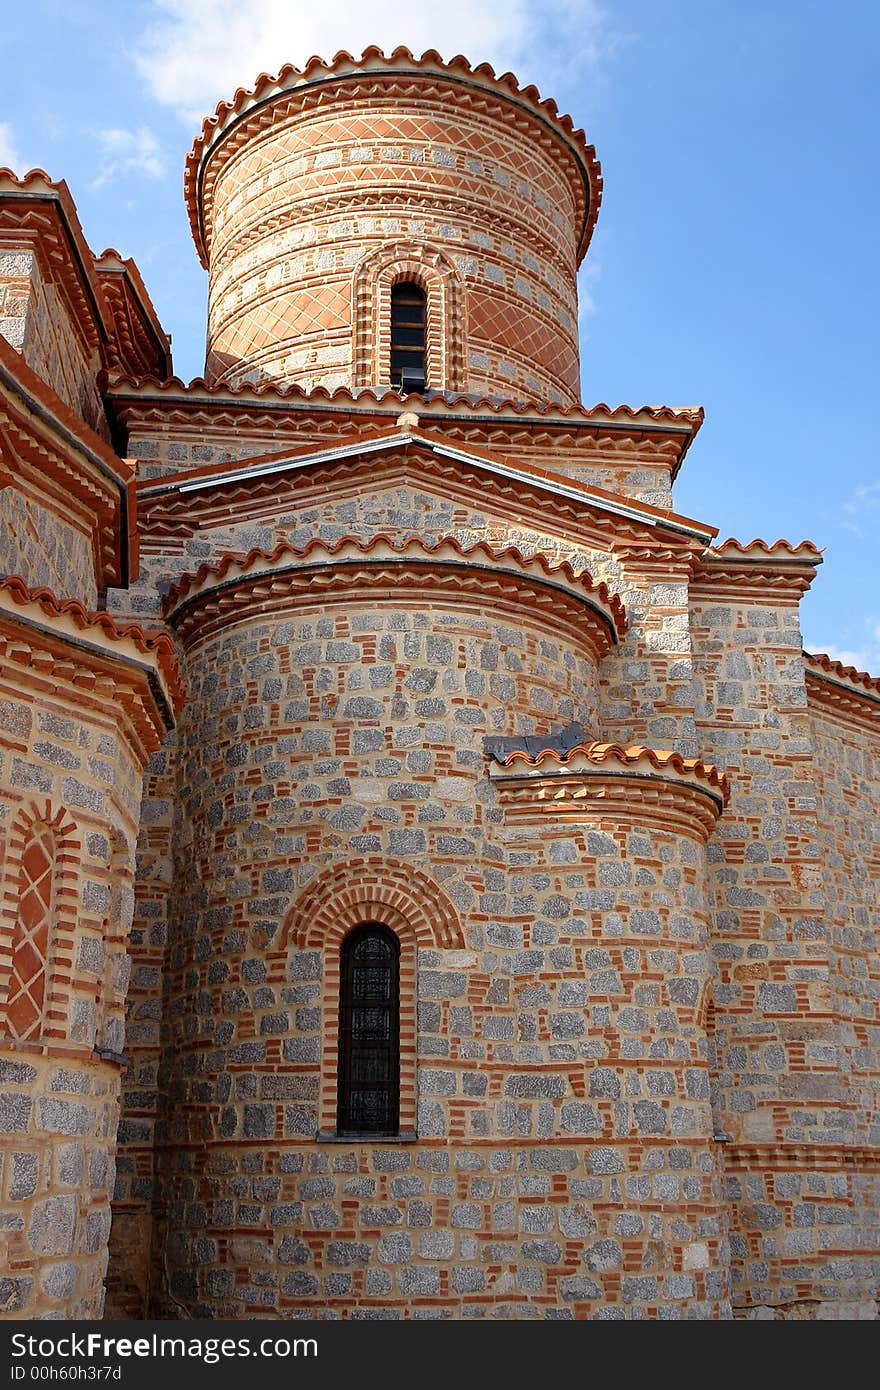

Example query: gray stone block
[0,1093,32,1133]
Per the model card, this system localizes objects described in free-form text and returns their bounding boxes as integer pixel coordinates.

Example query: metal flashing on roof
[163,430,714,541]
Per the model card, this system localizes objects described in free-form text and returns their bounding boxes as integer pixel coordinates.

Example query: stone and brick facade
[0,48,877,1321]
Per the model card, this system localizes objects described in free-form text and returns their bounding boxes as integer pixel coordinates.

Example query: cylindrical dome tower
[185,48,602,405]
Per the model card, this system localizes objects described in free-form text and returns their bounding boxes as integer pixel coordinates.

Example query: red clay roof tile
[108,371,703,435]
[496,739,730,804]
[711,538,823,559]
[162,532,628,638]
[0,575,187,713]
[804,650,880,695]
[185,47,603,268]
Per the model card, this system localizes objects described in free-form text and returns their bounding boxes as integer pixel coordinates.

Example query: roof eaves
[141,427,715,542]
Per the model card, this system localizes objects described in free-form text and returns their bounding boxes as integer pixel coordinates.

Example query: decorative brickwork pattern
[1,48,878,1324]
[0,566,174,1316]
[0,805,78,1044]
[6,822,55,1039]
[285,860,465,1136]
[192,52,598,403]
[353,243,466,393]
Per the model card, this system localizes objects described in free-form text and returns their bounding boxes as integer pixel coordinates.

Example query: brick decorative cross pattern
[6,825,54,1039]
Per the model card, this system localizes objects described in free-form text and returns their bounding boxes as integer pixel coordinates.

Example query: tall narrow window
[390,281,427,393]
[5,824,55,1039]
[337,923,400,1135]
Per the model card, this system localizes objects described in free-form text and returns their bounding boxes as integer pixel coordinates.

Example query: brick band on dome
[185,47,603,404]
[186,46,602,268]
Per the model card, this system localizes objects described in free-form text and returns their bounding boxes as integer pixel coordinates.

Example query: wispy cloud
[0,122,24,174]
[838,478,880,539]
[131,0,612,125]
[92,126,166,189]
[578,258,602,331]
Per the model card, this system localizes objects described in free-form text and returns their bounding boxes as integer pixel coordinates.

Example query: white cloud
[578,258,602,328]
[805,618,880,678]
[836,477,880,540]
[92,127,166,188]
[131,0,610,125]
[0,123,24,174]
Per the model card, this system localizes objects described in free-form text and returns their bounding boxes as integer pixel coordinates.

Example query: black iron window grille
[337,922,400,1135]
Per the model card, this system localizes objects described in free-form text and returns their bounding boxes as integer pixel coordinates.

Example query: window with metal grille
[390,281,426,394]
[337,923,400,1135]
[5,824,55,1039]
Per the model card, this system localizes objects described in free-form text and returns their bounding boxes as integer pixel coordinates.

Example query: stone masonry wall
[104,736,178,1319]
[146,582,728,1314]
[687,585,880,1315]
[0,250,106,438]
[0,490,97,608]
[0,667,143,1317]
[808,699,880,1148]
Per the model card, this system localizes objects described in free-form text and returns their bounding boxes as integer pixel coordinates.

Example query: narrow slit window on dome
[390,281,427,393]
[337,923,400,1135]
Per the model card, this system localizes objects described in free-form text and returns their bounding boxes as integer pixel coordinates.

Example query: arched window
[390,281,427,393]
[337,923,400,1135]
[5,823,55,1039]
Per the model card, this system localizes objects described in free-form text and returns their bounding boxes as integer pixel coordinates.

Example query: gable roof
[0,170,171,381]
[138,422,716,545]
[0,334,136,587]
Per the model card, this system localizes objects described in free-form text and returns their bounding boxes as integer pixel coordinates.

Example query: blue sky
[4,1,877,672]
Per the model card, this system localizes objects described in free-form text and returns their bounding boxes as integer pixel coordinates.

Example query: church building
[0,48,877,1321]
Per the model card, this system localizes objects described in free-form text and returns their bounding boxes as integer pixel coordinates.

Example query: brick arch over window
[0,802,79,1043]
[286,858,464,952]
[284,859,464,1135]
[352,242,466,394]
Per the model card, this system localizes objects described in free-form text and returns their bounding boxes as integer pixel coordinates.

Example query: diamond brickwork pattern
[202,87,583,403]
[5,826,54,1039]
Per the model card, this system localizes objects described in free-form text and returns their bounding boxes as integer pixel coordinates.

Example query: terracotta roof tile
[804,650,880,696]
[162,533,627,639]
[711,538,823,559]
[108,372,703,437]
[185,47,603,268]
[93,249,172,379]
[0,170,170,386]
[496,739,730,804]
[0,575,186,713]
